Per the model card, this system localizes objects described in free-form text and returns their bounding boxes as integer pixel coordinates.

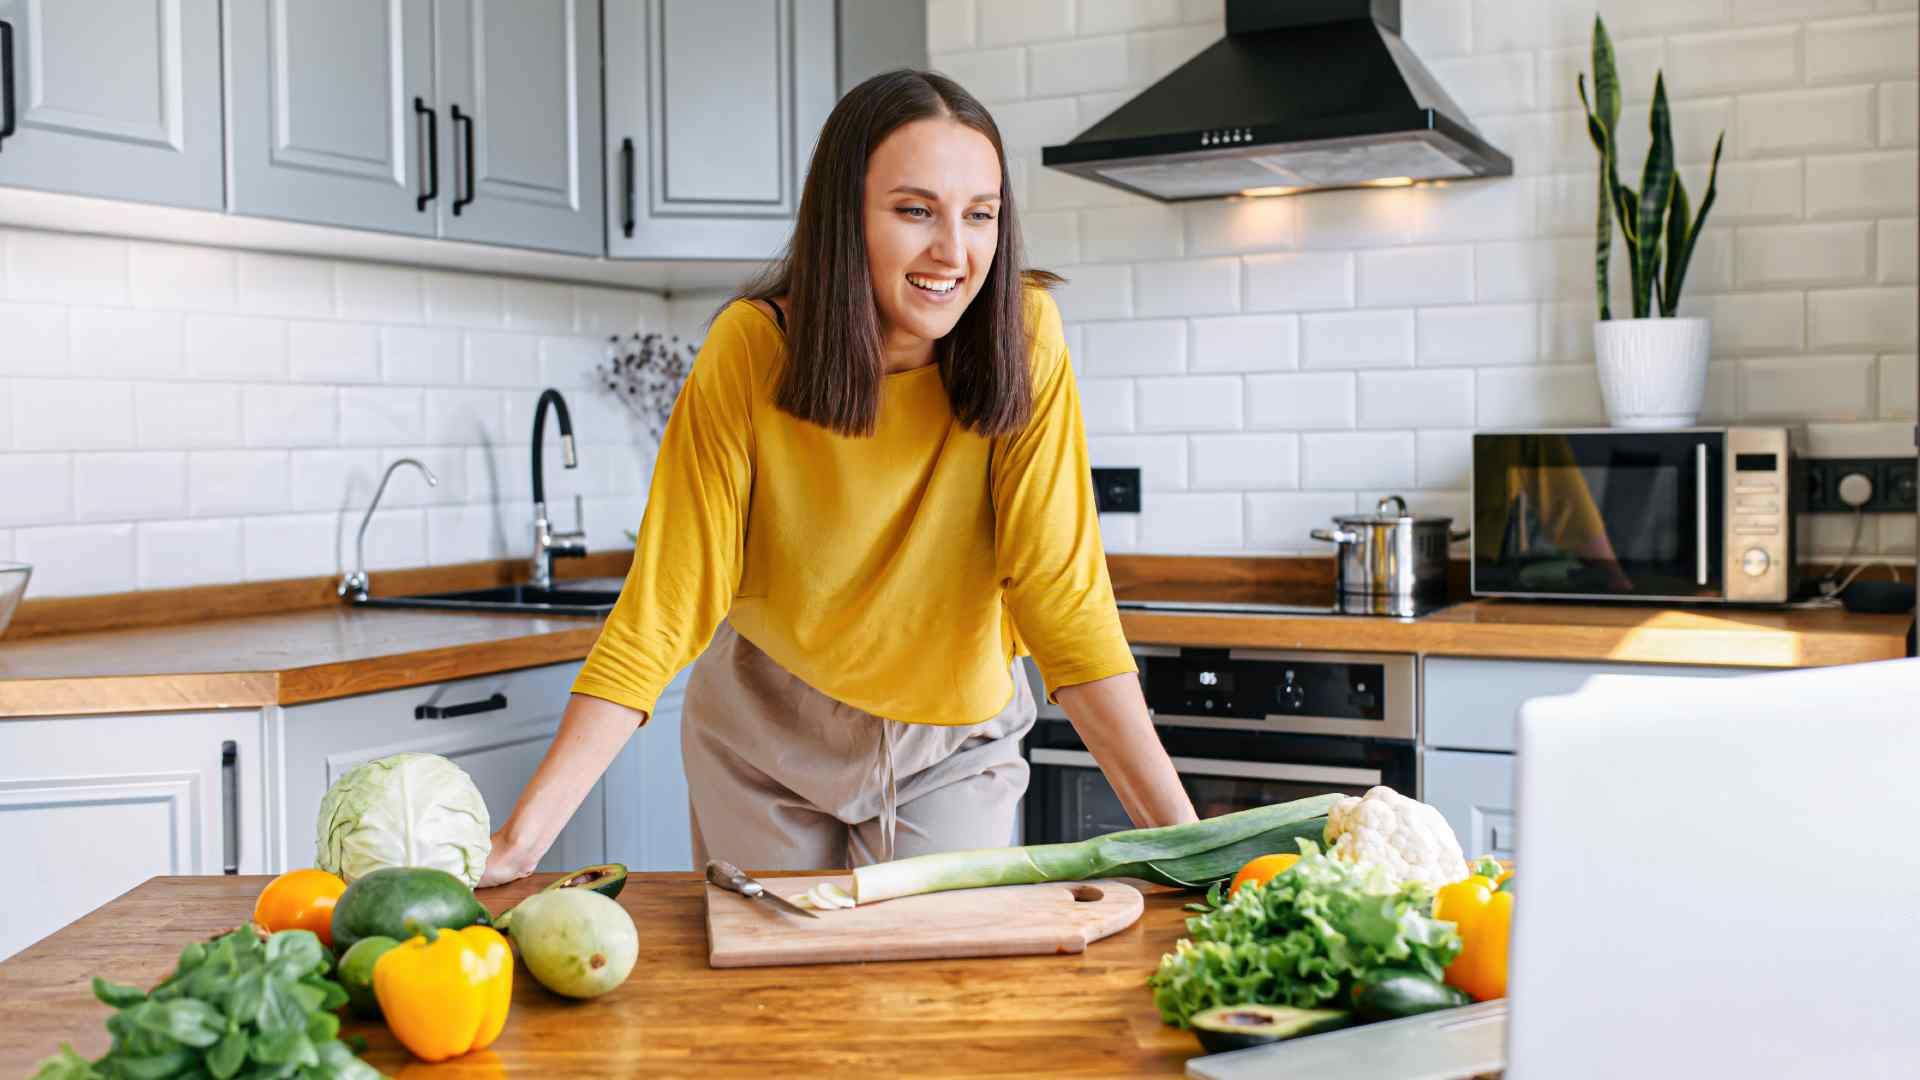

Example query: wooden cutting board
[704,875,1145,968]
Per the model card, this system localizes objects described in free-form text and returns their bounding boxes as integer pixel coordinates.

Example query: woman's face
[863,117,1003,349]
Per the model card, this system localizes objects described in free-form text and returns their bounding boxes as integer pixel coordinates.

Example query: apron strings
[880,717,899,864]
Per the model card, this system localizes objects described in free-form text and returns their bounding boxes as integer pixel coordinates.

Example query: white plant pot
[1593,317,1712,429]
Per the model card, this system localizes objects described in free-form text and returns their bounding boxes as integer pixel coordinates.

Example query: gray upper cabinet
[433,0,603,255]
[226,0,436,236]
[0,0,223,209]
[604,0,836,260]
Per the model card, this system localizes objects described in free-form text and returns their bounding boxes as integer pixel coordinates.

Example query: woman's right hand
[479,829,538,887]
[473,693,645,889]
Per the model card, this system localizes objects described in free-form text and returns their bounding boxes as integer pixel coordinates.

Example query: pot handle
[1449,528,1471,543]
[1311,528,1360,544]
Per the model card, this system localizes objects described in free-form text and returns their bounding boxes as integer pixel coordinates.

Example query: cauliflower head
[1324,785,1470,891]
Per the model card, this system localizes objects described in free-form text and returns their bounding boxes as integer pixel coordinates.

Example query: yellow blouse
[571,286,1136,726]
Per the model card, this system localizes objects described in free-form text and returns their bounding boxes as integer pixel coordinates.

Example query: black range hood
[1041,0,1511,202]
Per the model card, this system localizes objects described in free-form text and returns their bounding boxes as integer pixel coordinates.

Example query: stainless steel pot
[1311,495,1469,601]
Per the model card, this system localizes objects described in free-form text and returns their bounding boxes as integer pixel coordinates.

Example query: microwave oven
[1471,427,1799,604]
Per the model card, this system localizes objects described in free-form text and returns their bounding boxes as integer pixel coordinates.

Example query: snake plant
[1577,15,1724,320]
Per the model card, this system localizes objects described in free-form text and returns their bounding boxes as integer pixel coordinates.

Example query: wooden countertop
[1,557,1909,718]
[0,872,1212,1078]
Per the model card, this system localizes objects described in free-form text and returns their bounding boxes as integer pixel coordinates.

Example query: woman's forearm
[1055,672,1198,828]
[480,693,645,885]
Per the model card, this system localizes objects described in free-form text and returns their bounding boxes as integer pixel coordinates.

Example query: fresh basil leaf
[248,1027,302,1066]
[29,1044,103,1080]
[286,981,326,1016]
[110,1045,197,1080]
[302,1011,340,1045]
[264,932,325,980]
[314,1041,384,1080]
[308,978,348,1013]
[93,977,149,1009]
[138,999,226,1049]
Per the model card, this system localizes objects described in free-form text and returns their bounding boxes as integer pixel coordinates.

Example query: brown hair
[738,69,1059,439]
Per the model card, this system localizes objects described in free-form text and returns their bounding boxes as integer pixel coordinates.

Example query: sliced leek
[852,794,1340,905]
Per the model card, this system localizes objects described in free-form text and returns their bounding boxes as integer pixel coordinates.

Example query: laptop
[1189,657,1920,1080]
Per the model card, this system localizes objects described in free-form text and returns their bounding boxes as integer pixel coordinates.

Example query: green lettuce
[1149,840,1462,1026]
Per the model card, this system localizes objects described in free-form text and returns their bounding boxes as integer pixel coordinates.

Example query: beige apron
[681,618,1037,872]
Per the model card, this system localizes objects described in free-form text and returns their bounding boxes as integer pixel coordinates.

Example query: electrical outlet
[1091,467,1141,513]
[1800,457,1920,513]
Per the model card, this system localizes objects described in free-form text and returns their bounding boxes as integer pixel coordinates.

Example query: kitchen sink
[351,583,620,615]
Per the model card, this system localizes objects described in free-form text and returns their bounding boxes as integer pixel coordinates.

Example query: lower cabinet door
[1422,749,1516,862]
[0,709,265,961]
[604,667,690,872]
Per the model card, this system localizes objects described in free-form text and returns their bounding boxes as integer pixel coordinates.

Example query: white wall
[0,230,679,597]
[932,0,1918,559]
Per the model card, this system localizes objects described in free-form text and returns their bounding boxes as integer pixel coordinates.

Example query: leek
[852,794,1341,905]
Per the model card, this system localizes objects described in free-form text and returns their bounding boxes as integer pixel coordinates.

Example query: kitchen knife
[705,859,821,919]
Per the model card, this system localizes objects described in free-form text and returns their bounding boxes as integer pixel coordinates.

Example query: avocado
[496,863,627,932]
[330,866,491,953]
[1189,1004,1354,1054]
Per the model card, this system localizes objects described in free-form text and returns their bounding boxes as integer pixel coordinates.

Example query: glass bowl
[0,562,31,637]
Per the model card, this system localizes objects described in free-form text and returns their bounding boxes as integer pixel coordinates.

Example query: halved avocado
[496,863,627,932]
[1190,1004,1354,1055]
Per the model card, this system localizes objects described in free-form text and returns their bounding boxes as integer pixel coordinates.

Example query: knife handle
[705,859,762,899]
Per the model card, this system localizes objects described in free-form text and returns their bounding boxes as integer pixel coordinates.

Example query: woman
[481,70,1196,885]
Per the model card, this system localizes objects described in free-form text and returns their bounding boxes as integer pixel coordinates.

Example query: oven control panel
[1136,647,1417,741]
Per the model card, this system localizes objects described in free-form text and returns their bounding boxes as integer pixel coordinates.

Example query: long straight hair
[739,69,1057,439]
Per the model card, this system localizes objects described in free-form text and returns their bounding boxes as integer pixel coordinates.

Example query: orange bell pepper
[373,924,513,1062]
[1433,872,1513,1002]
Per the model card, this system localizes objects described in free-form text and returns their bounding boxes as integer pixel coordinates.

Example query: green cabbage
[315,752,491,886]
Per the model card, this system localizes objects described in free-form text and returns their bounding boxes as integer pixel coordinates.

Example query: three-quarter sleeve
[990,290,1137,704]
[570,305,759,719]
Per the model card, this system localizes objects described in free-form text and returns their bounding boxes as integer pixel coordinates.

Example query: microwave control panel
[1726,427,1793,602]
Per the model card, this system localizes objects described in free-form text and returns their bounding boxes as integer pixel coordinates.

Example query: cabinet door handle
[451,104,476,215]
[221,740,240,875]
[414,97,439,211]
[620,137,635,238]
[416,692,508,719]
[0,21,16,151]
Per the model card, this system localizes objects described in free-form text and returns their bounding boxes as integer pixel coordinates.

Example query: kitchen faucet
[339,458,438,602]
[530,388,587,590]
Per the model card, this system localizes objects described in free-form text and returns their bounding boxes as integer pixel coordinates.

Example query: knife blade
[705,858,821,919]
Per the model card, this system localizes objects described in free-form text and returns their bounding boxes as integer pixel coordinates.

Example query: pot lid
[1333,494,1454,526]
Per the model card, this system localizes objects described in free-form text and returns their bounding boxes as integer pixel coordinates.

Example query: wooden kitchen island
[0,872,1216,1078]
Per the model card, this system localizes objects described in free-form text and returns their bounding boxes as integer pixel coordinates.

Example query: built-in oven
[1023,646,1416,846]
[1471,427,1799,604]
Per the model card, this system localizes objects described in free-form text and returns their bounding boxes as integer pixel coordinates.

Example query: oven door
[1472,430,1725,600]
[1022,720,1414,846]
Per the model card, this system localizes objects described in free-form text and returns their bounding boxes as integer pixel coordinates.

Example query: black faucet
[530,388,586,589]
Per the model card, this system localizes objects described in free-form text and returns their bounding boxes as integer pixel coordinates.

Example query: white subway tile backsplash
[1409,177,1533,242]
[1538,36,1663,113]
[235,253,334,318]
[286,450,382,512]
[1028,36,1131,97]
[1244,252,1355,312]
[1807,287,1919,349]
[1301,431,1416,490]
[1743,354,1877,418]
[1476,365,1605,427]
[1189,314,1299,372]
[424,388,508,445]
[1294,188,1412,249]
[1086,434,1188,489]
[1079,0,1182,34]
[1697,292,1807,353]
[1081,319,1185,375]
[1429,52,1536,113]
[74,453,188,522]
[1246,492,1357,551]
[1735,222,1874,287]
[577,287,658,336]
[1138,492,1243,549]
[71,308,185,377]
[1661,26,1800,96]
[503,281,574,332]
[1881,220,1919,283]
[928,0,976,51]
[1476,241,1555,301]
[1416,429,1473,489]
[465,332,542,386]
[1136,24,1216,82]
[381,326,463,384]
[424,272,504,328]
[1022,210,1079,265]
[1356,246,1473,307]
[336,264,425,324]
[1737,86,1875,157]
[1807,151,1920,219]
[1402,0,1471,55]
[1080,205,1185,262]
[427,503,511,565]
[1805,13,1919,83]
[1880,354,1917,417]
[189,451,289,516]
[339,388,426,447]
[539,336,604,391]
[1052,263,1133,320]
[0,454,72,527]
[185,315,287,381]
[242,513,338,582]
[1134,257,1239,316]
[138,519,243,589]
[7,232,129,306]
[932,46,1028,103]
[290,321,379,383]
[1357,370,1475,428]
[1802,420,1916,456]
[1883,82,1919,147]
[977,0,1073,46]
[1136,375,1240,431]
[2,302,70,375]
[1303,310,1414,369]
[128,242,236,312]
[1192,434,1298,490]
[1246,372,1356,429]
[1602,0,1731,34]
[243,385,338,448]
[987,97,1080,151]
[1732,0,1871,21]
[136,382,243,449]
[1694,160,1803,225]
[1185,196,1296,255]
[16,523,135,596]
[1079,378,1135,433]
[1095,511,1138,551]
[14,380,135,450]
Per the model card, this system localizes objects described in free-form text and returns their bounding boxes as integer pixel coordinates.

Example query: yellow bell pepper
[373,924,513,1063]
[1433,872,1513,1002]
